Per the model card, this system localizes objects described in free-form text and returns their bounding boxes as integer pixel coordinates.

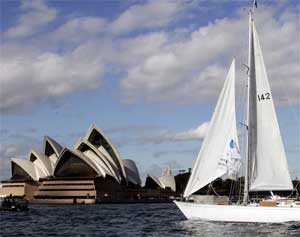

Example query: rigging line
[287,180,300,198]
[229,180,233,198]
[236,66,249,135]
[236,68,248,119]
[242,64,249,75]
[240,91,249,201]
[229,179,235,201]
[238,177,243,203]
[209,183,220,197]
[236,66,249,202]
[236,66,248,161]
[237,180,240,203]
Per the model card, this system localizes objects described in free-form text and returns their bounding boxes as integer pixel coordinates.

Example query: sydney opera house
[0,124,178,204]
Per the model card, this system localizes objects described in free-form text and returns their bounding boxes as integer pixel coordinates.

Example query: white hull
[174,201,300,223]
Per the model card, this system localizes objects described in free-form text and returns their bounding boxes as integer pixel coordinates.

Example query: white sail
[248,22,293,191]
[184,60,241,197]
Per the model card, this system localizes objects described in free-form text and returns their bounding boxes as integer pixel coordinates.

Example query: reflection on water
[0,203,299,236]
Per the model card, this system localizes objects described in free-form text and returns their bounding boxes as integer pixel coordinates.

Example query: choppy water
[1,203,299,236]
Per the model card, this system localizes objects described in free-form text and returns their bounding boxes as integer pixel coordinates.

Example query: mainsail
[184,60,241,197]
[248,21,293,191]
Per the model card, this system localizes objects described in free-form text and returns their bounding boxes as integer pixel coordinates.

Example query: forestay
[184,60,241,198]
[249,22,293,191]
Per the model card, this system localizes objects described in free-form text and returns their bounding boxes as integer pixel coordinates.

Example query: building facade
[0,124,146,204]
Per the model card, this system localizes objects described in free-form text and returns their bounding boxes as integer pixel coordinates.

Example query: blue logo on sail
[230,139,235,149]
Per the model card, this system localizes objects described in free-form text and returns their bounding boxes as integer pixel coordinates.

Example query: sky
[0,0,299,182]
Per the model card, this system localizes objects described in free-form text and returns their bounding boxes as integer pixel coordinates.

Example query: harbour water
[1,203,299,236]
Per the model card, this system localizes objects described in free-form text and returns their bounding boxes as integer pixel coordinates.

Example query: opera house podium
[0,124,179,204]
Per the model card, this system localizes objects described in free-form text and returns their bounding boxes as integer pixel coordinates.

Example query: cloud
[109,0,185,34]
[112,32,169,66]
[141,163,162,181]
[52,16,107,43]
[142,122,209,143]
[119,14,244,103]
[3,0,57,39]
[1,2,299,114]
[0,144,25,157]
[119,5,300,106]
[164,160,183,170]
[1,43,104,113]
[50,0,187,43]
[139,159,183,184]
[153,149,196,158]
[105,124,162,134]
[1,30,169,113]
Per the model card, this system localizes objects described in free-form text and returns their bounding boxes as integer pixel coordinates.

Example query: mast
[243,2,255,205]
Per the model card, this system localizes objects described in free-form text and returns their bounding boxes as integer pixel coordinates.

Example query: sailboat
[174,5,300,223]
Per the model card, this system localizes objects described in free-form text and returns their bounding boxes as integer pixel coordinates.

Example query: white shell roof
[74,139,122,183]
[97,146,122,180]
[44,136,63,156]
[147,174,176,192]
[158,175,176,192]
[29,149,52,177]
[85,124,127,182]
[122,159,141,186]
[11,158,38,181]
[9,124,142,185]
[54,148,105,178]
[43,136,64,169]
[82,150,109,178]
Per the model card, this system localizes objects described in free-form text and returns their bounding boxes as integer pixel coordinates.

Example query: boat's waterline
[174,201,300,223]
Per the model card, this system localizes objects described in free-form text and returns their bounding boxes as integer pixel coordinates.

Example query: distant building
[145,167,176,192]
[0,124,145,204]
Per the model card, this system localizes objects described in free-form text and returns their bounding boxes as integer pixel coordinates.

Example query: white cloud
[109,0,184,34]
[1,2,299,114]
[52,16,107,43]
[119,6,300,106]
[139,160,184,184]
[1,44,104,113]
[1,28,172,112]
[140,163,162,181]
[120,52,183,102]
[119,14,244,103]
[3,0,57,39]
[115,32,168,66]
[143,122,209,143]
[0,144,21,157]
